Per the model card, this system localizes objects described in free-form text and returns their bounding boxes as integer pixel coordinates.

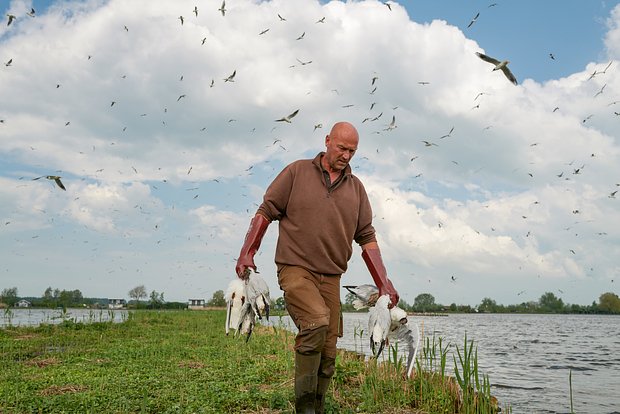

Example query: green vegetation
[0,310,506,413]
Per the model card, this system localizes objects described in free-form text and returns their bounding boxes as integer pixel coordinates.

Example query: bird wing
[500,66,518,85]
[245,272,270,320]
[236,301,255,342]
[343,284,379,309]
[467,12,479,28]
[287,109,299,119]
[54,177,66,190]
[225,298,232,335]
[388,320,420,377]
[475,52,500,66]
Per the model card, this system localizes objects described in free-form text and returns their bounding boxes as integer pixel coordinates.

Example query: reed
[569,369,574,414]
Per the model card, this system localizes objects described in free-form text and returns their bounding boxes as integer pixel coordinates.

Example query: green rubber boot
[295,351,321,413]
[315,356,335,414]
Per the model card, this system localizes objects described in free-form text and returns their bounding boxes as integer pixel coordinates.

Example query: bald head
[329,121,359,142]
[322,121,359,173]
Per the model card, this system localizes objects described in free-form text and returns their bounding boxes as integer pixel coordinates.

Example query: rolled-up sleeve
[256,165,293,222]
[353,183,377,246]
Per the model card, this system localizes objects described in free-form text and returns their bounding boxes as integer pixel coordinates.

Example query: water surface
[1,308,129,327]
[274,312,620,414]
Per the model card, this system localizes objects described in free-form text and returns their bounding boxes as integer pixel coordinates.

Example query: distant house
[16,299,31,308]
[108,299,127,309]
[188,299,206,310]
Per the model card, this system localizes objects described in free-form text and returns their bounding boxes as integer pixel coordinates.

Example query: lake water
[272,312,620,414]
[0,308,129,327]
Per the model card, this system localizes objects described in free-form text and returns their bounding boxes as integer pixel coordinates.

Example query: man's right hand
[361,247,400,308]
[235,260,255,280]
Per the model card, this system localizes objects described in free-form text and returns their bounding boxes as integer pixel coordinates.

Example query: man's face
[324,129,359,172]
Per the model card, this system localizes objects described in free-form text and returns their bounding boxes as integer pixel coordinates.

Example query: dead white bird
[387,306,420,377]
[346,285,420,376]
[369,295,391,358]
[225,278,246,335]
[344,284,380,309]
[225,272,270,341]
[245,272,270,320]
[475,52,518,85]
[236,301,256,342]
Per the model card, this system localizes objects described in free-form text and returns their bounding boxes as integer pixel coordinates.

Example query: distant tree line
[126,285,187,309]
[0,286,100,308]
[3,285,618,314]
[341,291,620,314]
[0,285,187,310]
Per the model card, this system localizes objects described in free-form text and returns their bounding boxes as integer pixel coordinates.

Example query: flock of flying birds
[2,1,618,309]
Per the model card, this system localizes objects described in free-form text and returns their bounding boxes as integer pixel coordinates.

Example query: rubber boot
[295,351,321,414]
[315,356,335,414]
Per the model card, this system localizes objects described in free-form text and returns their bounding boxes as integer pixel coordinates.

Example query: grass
[0,310,506,413]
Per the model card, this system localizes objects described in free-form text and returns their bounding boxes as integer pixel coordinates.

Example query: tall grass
[1,310,508,413]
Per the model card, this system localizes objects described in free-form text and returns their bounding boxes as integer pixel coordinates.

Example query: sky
[1,0,619,307]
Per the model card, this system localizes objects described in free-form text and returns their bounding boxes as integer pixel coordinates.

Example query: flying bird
[275,109,299,123]
[6,14,16,26]
[467,12,480,28]
[384,115,397,131]
[218,1,226,16]
[33,175,66,191]
[178,15,184,25]
[594,84,606,98]
[475,52,518,85]
[439,126,454,139]
[27,8,36,17]
[5,58,12,67]
[193,6,198,17]
[223,70,236,82]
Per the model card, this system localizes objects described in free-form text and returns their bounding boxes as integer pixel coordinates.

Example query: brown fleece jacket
[257,152,376,275]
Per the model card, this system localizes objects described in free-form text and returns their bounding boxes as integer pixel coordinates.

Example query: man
[235,121,399,413]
